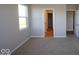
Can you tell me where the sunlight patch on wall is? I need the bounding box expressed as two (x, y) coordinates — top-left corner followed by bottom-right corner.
(18, 4), (28, 30)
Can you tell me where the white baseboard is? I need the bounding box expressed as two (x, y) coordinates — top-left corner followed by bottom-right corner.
(11, 37), (31, 54)
(31, 36), (66, 38)
(31, 36), (44, 38)
(55, 36), (66, 38)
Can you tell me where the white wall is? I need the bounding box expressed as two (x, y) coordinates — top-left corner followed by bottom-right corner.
(74, 5), (79, 37)
(0, 5), (30, 52)
(67, 11), (74, 31)
(31, 4), (66, 37)
(66, 4), (76, 11)
(28, 5), (32, 36)
(74, 10), (79, 37)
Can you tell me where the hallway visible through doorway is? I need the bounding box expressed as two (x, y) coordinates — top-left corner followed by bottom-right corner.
(44, 10), (53, 37)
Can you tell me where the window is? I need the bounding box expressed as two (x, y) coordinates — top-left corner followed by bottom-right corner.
(18, 4), (28, 30)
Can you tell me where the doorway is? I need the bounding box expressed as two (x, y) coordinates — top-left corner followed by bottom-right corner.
(66, 11), (75, 36)
(44, 10), (53, 37)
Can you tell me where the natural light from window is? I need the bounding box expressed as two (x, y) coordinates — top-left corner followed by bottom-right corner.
(18, 4), (28, 30)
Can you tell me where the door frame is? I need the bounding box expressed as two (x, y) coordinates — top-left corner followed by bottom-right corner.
(43, 8), (54, 37)
(66, 11), (75, 35)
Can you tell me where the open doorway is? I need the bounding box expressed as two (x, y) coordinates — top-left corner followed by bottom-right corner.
(44, 10), (53, 37)
(66, 11), (75, 36)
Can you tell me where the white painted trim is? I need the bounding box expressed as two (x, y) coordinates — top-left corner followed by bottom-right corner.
(31, 35), (66, 38)
(55, 36), (66, 38)
(11, 36), (31, 54)
(31, 36), (44, 38)
(42, 8), (55, 37)
(67, 9), (76, 11)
